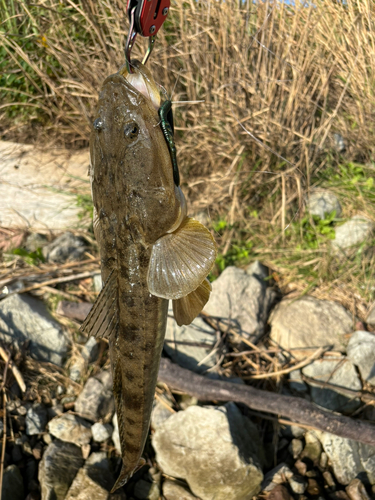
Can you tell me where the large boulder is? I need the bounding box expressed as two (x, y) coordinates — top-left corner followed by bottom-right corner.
(269, 296), (353, 354)
(152, 403), (263, 500)
(0, 293), (69, 365)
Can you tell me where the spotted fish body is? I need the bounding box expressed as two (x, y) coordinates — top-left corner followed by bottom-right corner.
(81, 62), (217, 491)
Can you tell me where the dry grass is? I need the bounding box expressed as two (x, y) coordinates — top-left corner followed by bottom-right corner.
(2, 0), (375, 304)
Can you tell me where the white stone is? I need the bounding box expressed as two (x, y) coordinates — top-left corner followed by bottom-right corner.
(347, 331), (375, 385)
(48, 413), (92, 446)
(91, 422), (113, 443)
(333, 215), (373, 250)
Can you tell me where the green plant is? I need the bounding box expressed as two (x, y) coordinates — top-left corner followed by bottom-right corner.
(76, 194), (93, 221)
(11, 247), (45, 265)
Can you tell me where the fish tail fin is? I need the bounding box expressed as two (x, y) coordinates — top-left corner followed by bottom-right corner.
(111, 458), (146, 493)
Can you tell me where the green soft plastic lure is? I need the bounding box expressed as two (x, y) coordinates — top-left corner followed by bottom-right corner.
(158, 100), (180, 186)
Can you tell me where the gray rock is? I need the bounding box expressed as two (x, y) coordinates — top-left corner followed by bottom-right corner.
(366, 304), (375, 326)
(134, 479), (160, 500)
(38, 440), (85, 500)
(91, 422), (113, 443)
(151, 396), (174, 430)
(82, 337), (99, 363)
(26, 404), (47, 435)
(281, 425), (305, 439)
(333, 215), (373, 251)
(112, 413), (120, 454)
(289, 369), (308, 392)
(288, 476), (307, 494)
(203, 263), (275, 343)
(269, 296), (353, 354)
(165, 305), (216, 373)
(302, 358), (361, 412)
(347, 331), (375, 385)
(307, 190), (342, 219)
(0, 293), (69, 366)
(74, 371), (114, 422)
(301, 431), (322, 462)
(262, 463), (293, 492)
(333, 133), (346, 153)
(2, 465), (24, 500)
(65, 467), (110, 500)
(289, 439), (303, 459)
(48, 413), (92, 446)
(152, 403), (263, 500)
(24, 232), (48, 252)
(163, 479), (199, 499)
(43, 231), (87, 263)
(315, 431), (375, 485)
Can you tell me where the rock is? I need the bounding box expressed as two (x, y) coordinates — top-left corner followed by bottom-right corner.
(0, 293), (69, 366)
(91, 422), (113, 443)
(152, 403), (263, 500)
(333, 133), (346, 153)
(42, 231), (87, 263)
(306, 190), (342, 219)
(300, 431), (322, 462)
(288, 369), (308, 392)
(203, 263), (275, 343)
(26, 404), (48, 435)
(269, 296), (353, 354)
(333, 215), (373, 251)
(288, 475), (307, 494)
(366, 305), (375, 326)
(165, 304), (216, 373)
(346, 479), (370, 500)
(2, 464), (24, 500)
(48, 413), (92, 446)
(307, 478), (321, 496)
(262, 463), (293, 492)
(302, 358), (361, 412)
(346, 331), (375, 385)
(38, 441), (85, 500)
(69, 337), (99, 382)
(24, 232), (48, 252)
(82, 336), (99, 363)
(267, 484), (293, 500)
(74, 371), (114, 422)
(289, 439), (303, 459)
(134, 479), (160, 500)
(112, 413), (120, 454)
(56, 301), (92, 322)
(151, 395), (174, 430)
(281, 425), (305, 439)
(163, 479), (199, 499)
(64, 468), (109, 500)
(315, 431), (375, 485)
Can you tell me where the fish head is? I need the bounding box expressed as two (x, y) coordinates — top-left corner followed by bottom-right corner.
(90, 64), (182, 244)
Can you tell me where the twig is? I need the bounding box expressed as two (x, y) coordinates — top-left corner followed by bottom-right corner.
(242, 347), (325, 380)
(8, 271), (97, 296)
(158, 358), (375, 446)
(0, 347), (26, 393)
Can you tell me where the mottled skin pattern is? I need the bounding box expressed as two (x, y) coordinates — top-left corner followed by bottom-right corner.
(90, 70), (180, 490)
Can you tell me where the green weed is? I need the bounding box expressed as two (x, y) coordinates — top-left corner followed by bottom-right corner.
(11, 247), (45, 265)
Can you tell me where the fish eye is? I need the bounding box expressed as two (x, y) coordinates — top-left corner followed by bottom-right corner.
(93, 118), (104, 131)
(124, 122), (139, 140)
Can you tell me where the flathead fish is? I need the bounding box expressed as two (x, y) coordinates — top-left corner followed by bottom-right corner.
(80, 61), (217, 491)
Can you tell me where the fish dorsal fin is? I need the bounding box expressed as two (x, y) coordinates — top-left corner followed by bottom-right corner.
(173, 278), (212, 326)
(147, 217), (217, 300)
(80, 269), (118, 340)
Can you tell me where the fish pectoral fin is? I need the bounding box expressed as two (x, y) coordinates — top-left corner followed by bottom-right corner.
(147, 217), (217, 300)
(173, 278), (212, 326)
(79, 269), (118, 340)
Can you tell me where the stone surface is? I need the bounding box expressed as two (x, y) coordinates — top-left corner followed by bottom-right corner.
(289, 439), (303, 459)
(269, 296), (353, 353)
(366, 304), (375, 326)
(165, 303), (216, 373)
(26, 404), (48, 435)
(38, 441), (84, 500)
(152, 403), (263, 500)
(48, 413), (92, 446)
(0, 140), (89, 230)
(302, 358), (361, 412)
(163, 479), (199, 499)
(134, 479), (160, 500)
(82, 336), (99, 363)
(203, 263), (275, 343)
(2, 465), (24, 500)
(347, 331), (375, 385)
(300, 431), (322, 462)
(315, 431), (375, 485)
(151, 395), (174, 430)
(346, 479), (370, 500)
(267, 484), (293, 500)
(288, 369), (307, 393)
(91, 422), (113, 443)
(288, 476), (307, 494)
(333, 215), (373, 251)
(262, 463), (293, 492)
(65, 452), (119, 499)
(43, 231), (87, 263)
(74, 371), (114, 422)
(0, 293), (69, 365)
(306, 190), (342, 219)
(24, 232), (48, 252)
